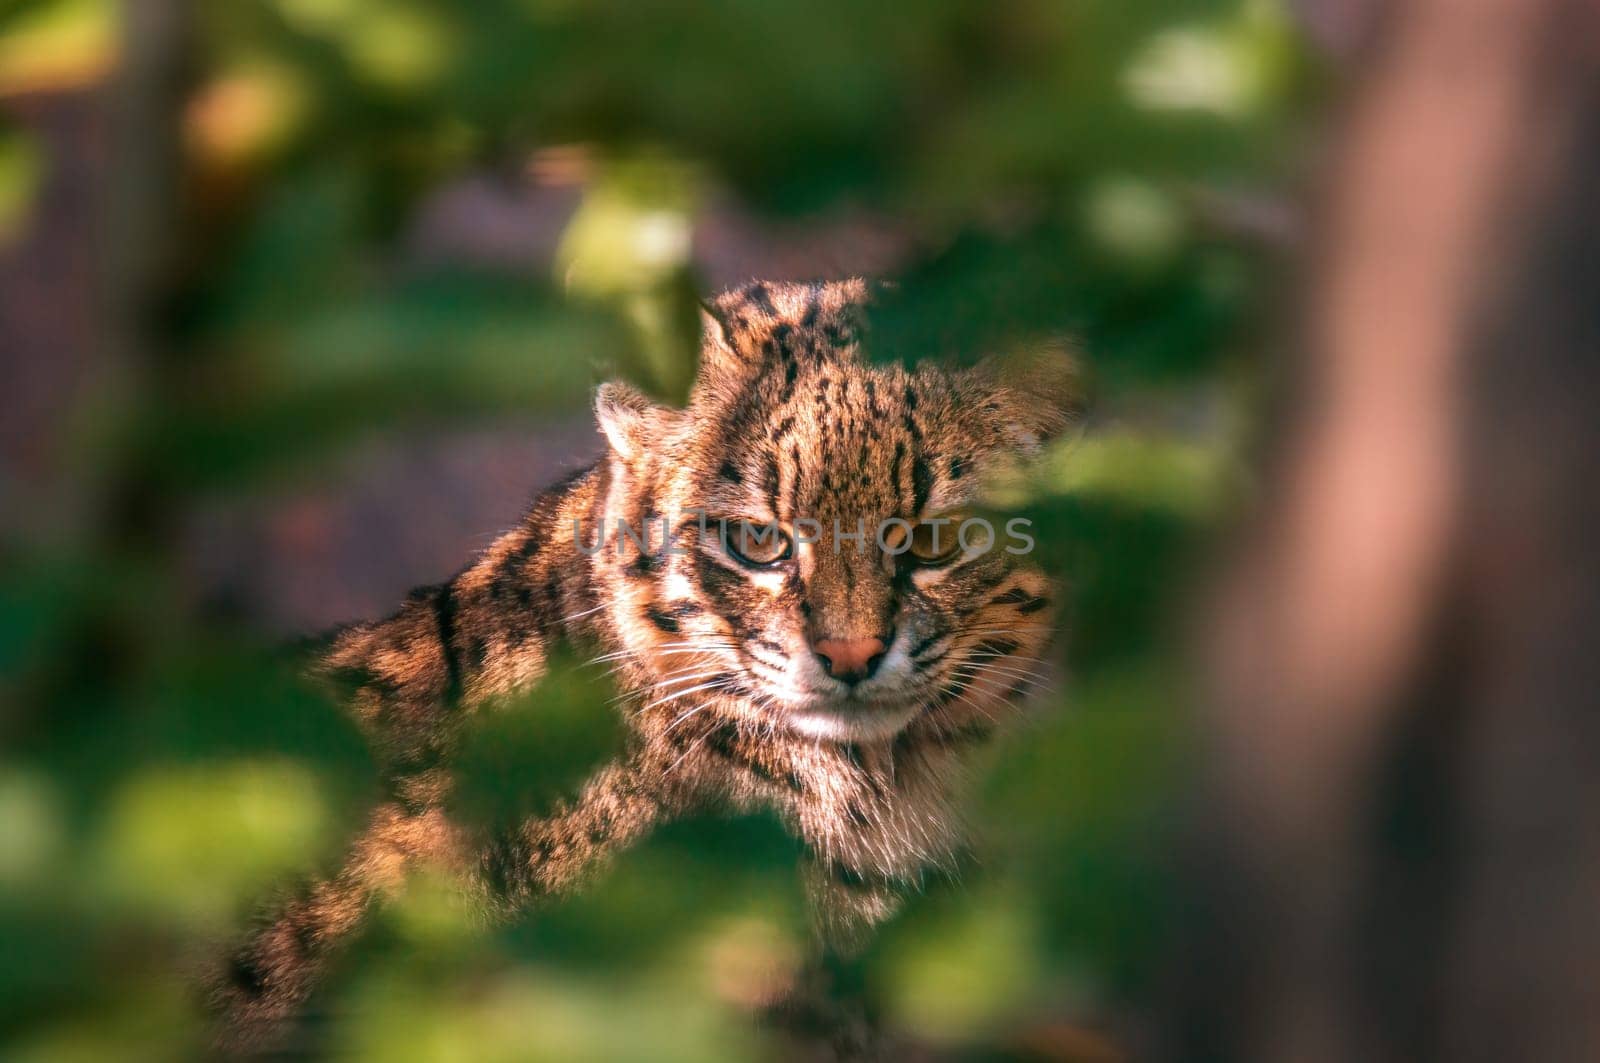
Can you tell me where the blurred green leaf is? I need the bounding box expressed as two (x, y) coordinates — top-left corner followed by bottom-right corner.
(0, 124), (42, 245)
(0, 0), (115, 94)
(91, 758), (336, 927)
(150, 275), (626, 487)
(879, 881), (1045, 1044)
(451, 655), (630, 837)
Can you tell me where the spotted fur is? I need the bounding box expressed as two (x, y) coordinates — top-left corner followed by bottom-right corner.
(214, 279), (1079, 1048)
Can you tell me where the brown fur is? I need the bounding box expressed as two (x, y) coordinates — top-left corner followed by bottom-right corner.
(212, 279), (1078, 1049)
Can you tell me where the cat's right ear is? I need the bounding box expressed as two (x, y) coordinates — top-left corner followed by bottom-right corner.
(691, 298), (753, 396)
(594, 381), (678, 463)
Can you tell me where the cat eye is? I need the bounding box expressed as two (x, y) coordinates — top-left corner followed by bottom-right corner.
(724, 519), (793, 567)
(906, 518), (964, 565)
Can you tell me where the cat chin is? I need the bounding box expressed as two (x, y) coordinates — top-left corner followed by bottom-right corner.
(782, 702), (921, 743)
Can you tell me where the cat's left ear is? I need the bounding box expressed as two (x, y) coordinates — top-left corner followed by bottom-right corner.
(972, 340), (1088, 456)
(594, 380), (680, 462)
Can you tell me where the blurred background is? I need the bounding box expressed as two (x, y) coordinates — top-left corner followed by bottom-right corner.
(3, 0), (1597, 1060)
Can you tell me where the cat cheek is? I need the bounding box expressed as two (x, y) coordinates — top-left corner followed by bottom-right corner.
(747, 570), (789, 596)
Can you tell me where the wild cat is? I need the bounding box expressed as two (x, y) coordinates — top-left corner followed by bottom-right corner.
(215, 278), (1078, 1046)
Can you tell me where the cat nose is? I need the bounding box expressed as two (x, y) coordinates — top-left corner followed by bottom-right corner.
(812, 634), (891, 686)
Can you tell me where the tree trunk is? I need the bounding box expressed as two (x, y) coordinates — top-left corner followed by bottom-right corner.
(1177, 1), (1600, 1060)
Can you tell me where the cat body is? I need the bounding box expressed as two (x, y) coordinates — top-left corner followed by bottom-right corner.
(218, 279), (1075, 1044)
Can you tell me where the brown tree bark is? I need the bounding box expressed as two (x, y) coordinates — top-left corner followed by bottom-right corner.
(1177, 1), (1600, 1060)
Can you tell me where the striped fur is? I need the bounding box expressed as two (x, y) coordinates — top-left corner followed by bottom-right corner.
(213, 280), (1078, 1049)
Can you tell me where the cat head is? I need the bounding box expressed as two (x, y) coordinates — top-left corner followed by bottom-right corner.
(592, 280), (1079, 743)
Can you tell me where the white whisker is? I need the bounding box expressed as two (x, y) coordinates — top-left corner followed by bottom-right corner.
(557, 601), (609, 626)
(665, 730), (714, 775)
(955, 664), (1058, 698)
(640, 679), (734, 715)
(607, 667), (730, 707)
(663, 701), (716, 735)
(582, 641), (736, 668)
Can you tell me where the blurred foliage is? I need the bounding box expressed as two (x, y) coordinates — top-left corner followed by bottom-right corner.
(0, 0), (1313, 1057)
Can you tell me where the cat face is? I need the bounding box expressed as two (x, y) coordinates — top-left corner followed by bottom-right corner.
(595, 280), (1076, 743)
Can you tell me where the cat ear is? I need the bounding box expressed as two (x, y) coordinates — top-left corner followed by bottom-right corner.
(974, 340), (1088, 456)
(691, 297), (756, 395)
(594, 380), (678, 462)
(691, 280), (874, 397)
